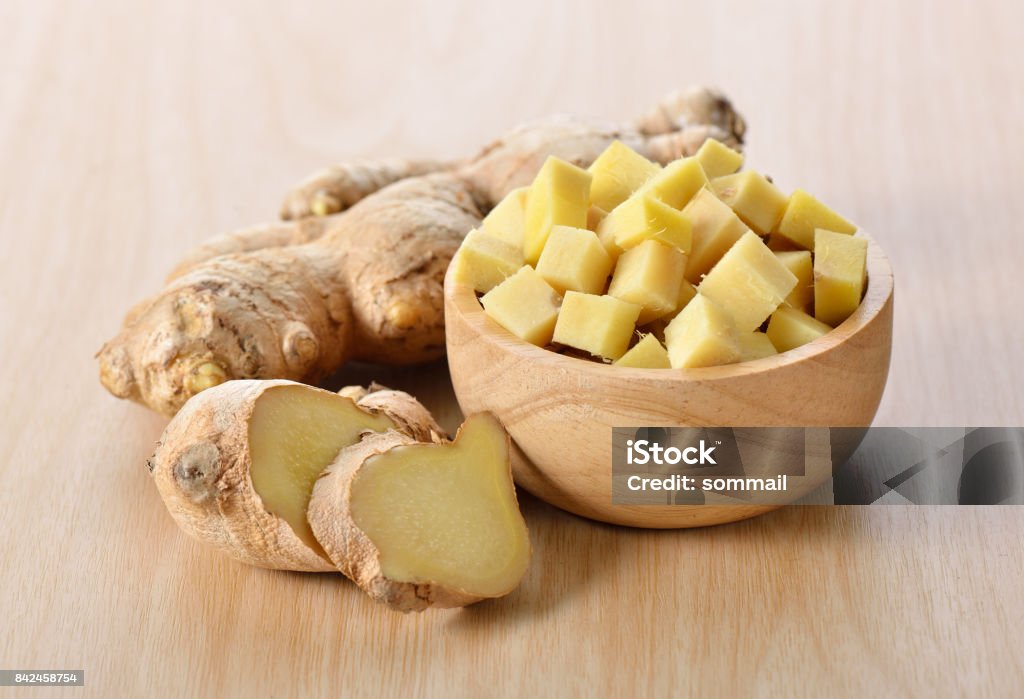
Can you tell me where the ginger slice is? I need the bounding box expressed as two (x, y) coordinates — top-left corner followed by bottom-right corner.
(308, 413), (530, 612)
(248, 384), (397, 553)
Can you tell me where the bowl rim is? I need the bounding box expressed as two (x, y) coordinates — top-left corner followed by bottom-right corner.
(445, 231), (894, 381)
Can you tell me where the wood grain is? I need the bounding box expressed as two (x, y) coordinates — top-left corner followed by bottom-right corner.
(1, 0), (1022, 696)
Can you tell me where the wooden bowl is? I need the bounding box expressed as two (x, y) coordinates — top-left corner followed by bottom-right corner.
(444, 234), (894, 528)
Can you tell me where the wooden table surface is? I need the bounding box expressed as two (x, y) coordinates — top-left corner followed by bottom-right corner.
(2, 1), (1022, 696)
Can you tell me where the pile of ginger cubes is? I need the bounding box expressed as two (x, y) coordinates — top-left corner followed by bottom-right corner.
(452, 138), (868, 369)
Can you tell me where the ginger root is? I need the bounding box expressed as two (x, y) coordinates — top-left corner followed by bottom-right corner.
(308, 412), (530, 612)
(149, 379), (442, 571)
(149, 380), (528, 612)
(99, 87), (745, 415)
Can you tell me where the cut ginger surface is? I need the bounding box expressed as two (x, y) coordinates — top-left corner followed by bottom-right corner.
(248, 384), (395, 551)
(349, 414), (530, 597)
(309, 412), (531, 610)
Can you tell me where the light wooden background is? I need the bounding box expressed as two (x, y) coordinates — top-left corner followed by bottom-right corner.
(2, 1), (1022, 696)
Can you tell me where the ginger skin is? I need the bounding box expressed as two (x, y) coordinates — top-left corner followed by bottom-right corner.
(280, 158), (450, 220)
(98, 87), (746, 415)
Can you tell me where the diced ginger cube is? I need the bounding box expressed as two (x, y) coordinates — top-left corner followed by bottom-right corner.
(695, 138), (743, 179)
(712, 171), (788, 235)
(737, 331), (778, 362)
(697, 231), (797, 332)
(553, 292), (640, 360)
(814, 229), (868, 326)
(766, 305), (833, 353)
(523, 156), (592, 265)
(482, 187), (529, 248)
(773, 189), (856, 251)
(451, 229), (524, 293)
(535, 225), (612, 295)
(614, 333), (670, 369)
(597, 193), (692, 252)
(664, 295), (742, 369)
(681, 188), (750, 283)
(641, 157), (709, 209)
(608, 240), (687, 324)
(480, 266), (562, 346)
(773, 250), (814, 312)
(587, 140), (661, 212)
